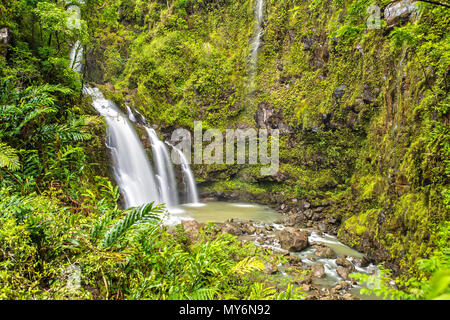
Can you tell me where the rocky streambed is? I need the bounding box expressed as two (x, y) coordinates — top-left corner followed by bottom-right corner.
(179, 202), (380, 300)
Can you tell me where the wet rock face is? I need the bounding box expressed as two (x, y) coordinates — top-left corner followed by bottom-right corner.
(85, 47), (105, 84)
(0, 27), (10, 57)
(333, 85), (348, 102)
(276, 227), (309, 252)
(255, 103), (290, 134)
(384, 0), (419, 27)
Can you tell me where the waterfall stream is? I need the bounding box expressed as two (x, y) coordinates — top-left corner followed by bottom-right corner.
(170, 144), (200, 205)
(248, 0), (264, 89)
(83, 86), (161, 208)
(250, 0), (264, 68)
(146, 127), (179, 210)
(68, 3), (200, 216)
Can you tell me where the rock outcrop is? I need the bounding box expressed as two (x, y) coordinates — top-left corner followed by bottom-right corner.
(0, 27), (10, 57)
(384, 0), (419, 27)
(275, 227), (309, 252)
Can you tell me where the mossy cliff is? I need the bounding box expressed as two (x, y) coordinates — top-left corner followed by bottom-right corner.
(84, 0), (449, 277)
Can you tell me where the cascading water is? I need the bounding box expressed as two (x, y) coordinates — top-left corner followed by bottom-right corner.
(170, 144), (199, 205)
(145, 128), (179, 210)
(67, 3), (83, 73)
(69, 40), (83, 73)
(83, 87), (161, 208)
(249, 0), (264, 88)
(67, 1), (200, 219)
(250, 0), (264, 68)
(126, 104), (137, 123)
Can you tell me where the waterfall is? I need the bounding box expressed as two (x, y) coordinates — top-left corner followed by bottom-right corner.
(145, 128), (179, 210)
(126, 104), (137, 123)
(83, 86), (160, 208)
(171, 145), (199, 205)
(69, 40), (83, 73)
(69, 3), (200, 217)
(249, 0), (264, 77)
(67, 2), (83, 72)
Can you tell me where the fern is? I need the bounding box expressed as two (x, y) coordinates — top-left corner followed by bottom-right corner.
(188, 287), (219, 300)
(101, 203), (163, 249)
(231, 256), (265, 275)
(0, 142), (20, 171)
(249, 283), (276, 299)
(37, 123), (92, 142)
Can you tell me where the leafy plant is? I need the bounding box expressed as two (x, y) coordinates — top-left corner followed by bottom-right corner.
(101, 203), (164, 249)
(0, 142), (20, 171)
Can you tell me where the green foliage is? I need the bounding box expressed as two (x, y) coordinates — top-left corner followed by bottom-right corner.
(0, 142), (20, 171)
(248, 283), (305, 300)
(352, 223), (450, 300)
(350, 264), (410, 300)
(231, 256), (265, 275)
(101, 203), (163, 249)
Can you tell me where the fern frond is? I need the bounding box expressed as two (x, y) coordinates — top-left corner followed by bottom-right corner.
(188, 287), (218, 300)
(37, 123), (92, 142)
(0, 142), (20, 171)
(231, 257), (265, 275)
(101, 203), (163, 249)
(248, 283), (277, 300)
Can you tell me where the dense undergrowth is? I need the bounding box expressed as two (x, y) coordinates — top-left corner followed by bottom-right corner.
(0, 0), (448, 299)
(0, 184), (307, 299)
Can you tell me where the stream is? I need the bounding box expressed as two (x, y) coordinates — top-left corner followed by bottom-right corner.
(180, 201), (381, 300)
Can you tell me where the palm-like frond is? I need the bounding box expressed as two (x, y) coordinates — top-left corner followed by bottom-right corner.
(101, 203), (163, 249)
(231, 257), (265, 275)
(0, 142), (20, 171)
(188, 287), (219, 300)
(37, 123), (92, 142)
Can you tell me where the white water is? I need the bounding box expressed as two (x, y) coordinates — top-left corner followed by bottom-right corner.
(146, 128), (179, 210)
(69, 40), (83, 72)
(171, 145), (199, 204)
(249, 0), (264, 73)
(83, 86), (160, 208)
(67, 3), (83, 73)
(126, 104), (137, 123)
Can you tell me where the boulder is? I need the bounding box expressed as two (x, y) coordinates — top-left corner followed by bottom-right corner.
(384, 0), (419, 27)
(304, 209), (314, 219)
(318, 223), (327, 233)
(311, 264), (326, 278)
(336, 266), (356, 281)
(284, 212), (306, 227)
(286, 255), (303, 266)
(314, 246), (337, 259)
(276, 227), (309, 252)
(264, 262), (278, 275)
(221, 223), (243, 236)
(336, 256), (354, 268)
